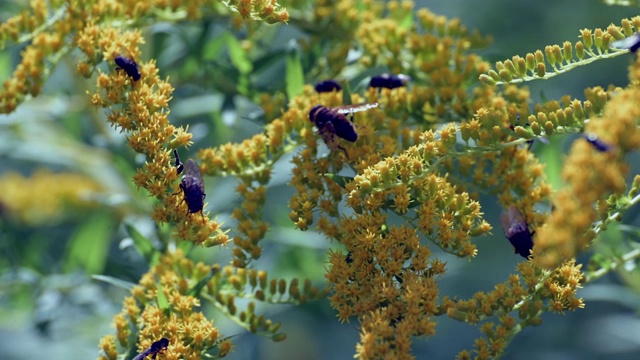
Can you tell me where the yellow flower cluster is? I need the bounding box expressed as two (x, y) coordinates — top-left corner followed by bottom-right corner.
(98, 249), (325, 359)
(98, 250), (230, 360)
(452, 260), (583, 359)
(0, 0), (290, 245)
(84, 26), (228, 246)
(480, 17), (640, 85)
(533, 66), (640, 268)
(0, 0), (288, 114)
(0, 170), (102, 225)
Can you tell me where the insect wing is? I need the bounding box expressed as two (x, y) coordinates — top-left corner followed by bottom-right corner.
(181, 160), (206, 214)
(334, 102), (378, 115)
(132, 350), (152, 360)
(499, 206), (533, 258)
(131, 338), (169, 360)
(611, 33), (640, 53)
(184, 159), (203, 183)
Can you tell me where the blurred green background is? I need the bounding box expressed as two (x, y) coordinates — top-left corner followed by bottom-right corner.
(2, 1), (640, 359)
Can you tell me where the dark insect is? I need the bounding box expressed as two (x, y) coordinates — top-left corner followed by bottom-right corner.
(132, 337), (169, 360)
(584, 133), (613, 152)
(499, 206), (534, 258)
(314, 79), (342, 93)
(173, 151), (206, 222)
(173, 149), (184, 174)
(308, 103), (378, 158)
(611, 32), (640, 53)
(114, 55), (141, 81)
(369, 73), (410, 89)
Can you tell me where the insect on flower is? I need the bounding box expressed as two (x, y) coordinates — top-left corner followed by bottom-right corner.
(132, 337), (169, 360)
(114, 55), (141, 81)
(584, 133), (613, 152)
(611, 32), (640, 53)
(314, 79), (342, 93)
(369, 73), (410, 90)
(308, 103), (378, 158)
(173, 150), (206, 222)
(499, 206), (534, 258)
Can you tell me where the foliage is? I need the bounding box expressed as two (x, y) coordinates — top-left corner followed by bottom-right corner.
(2, 0), (640, 359)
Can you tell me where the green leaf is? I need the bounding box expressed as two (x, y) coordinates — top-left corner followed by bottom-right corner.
(188, 265), (220, 296)
(203, 32), (229, 61)
(285, 49), (304, 99)
(342, 79), (352, 105)
(156, 282), (170, 313)
(64, 212), (113, 274)
(538, 136), (563, 190)
(91, 274), (136, 291)
(325, 173), (353, 188)
(252, 48), (288, 74)
(124, 223), (156, 263)
(227, 34), (253, 74)
(398, 11), (413, 30)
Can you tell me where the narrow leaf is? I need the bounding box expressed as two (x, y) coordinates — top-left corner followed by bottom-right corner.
(325, 173), (353, 188)
(342, 79), (352, 105)
(188, 265), (220, 296)
(156, 282), (170, 313)
(124, 223), (155, 263)
(64, 212), (113, 274)
(227, 34), (253, 74)
(92, 274), (136, 291)
(286, 49), (304, 99)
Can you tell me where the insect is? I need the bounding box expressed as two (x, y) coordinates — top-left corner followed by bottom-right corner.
(499, 206), (534, 258)
(584, 133), (613, 152)
(132, 337), (169, 360)
(611, 32), (640, 53)
(173, 150), (206, 222)
(314, 79), (342, 93)
(114, 55), (141, 81)
(308, 103), (378, 158)
(369, 73), (410, 89)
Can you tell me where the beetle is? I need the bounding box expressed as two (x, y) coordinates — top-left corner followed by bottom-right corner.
(314, 79), (342, 93)
(369, 74), (410, 90)
(173, 150), (206, 222)
(499, 206), (534, 258)
(114, 55), (141, 81)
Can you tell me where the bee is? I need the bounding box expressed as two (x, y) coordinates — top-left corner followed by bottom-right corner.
(499, 206), (534, 258)
(114, 55), (141, 81)
(308, 103), (378, 158)
(611, 32), (640, 53)
(584, 133), (613, 152)
(132, 338), (169, 360)
(314, 79), (342, 93)
(173, 150), (206, 222)
(369, 74), (410, 90)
